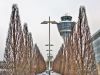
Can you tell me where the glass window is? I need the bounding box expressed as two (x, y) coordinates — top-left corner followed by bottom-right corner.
(93, 45), (100, 53)
(96, 55), (100, 62)
(93, 37), (100, 47)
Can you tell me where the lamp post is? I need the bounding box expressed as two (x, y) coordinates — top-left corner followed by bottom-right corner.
(41, 16), (57, 75)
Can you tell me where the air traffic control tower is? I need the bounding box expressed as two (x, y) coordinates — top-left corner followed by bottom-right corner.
(57, 15), (75, 42)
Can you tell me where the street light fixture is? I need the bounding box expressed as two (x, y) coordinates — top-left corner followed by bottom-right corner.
(41, 21), (58, 24)
(45, 44), (54, 46)
(41, 16), (57, 75)
(46, 49), (52, 51)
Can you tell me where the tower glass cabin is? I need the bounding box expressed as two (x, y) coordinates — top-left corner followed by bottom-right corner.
(57, 15), (75, 41)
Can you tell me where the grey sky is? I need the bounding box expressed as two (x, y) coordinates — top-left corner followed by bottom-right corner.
(0, 0), (100, 60)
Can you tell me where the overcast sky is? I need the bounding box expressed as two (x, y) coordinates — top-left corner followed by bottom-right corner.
(0, 0), (100, 60)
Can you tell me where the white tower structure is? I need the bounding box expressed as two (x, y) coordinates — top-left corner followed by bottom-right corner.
(57, 15), (75, 42)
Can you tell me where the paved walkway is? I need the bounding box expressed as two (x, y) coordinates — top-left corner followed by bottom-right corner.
(37, 71), (61, 75)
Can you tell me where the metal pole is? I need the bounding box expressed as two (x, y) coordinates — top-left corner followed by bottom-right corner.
(49, 16), (51, 75)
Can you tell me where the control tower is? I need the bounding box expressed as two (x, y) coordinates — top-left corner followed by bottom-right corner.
(57, 14), (75, 42)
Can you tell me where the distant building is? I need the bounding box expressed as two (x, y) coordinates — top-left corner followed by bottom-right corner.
(92, 29), (100, 75)
(57, 15), (75, 42)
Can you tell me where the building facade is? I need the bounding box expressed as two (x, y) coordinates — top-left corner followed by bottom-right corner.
(92, 29), (100, 75)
